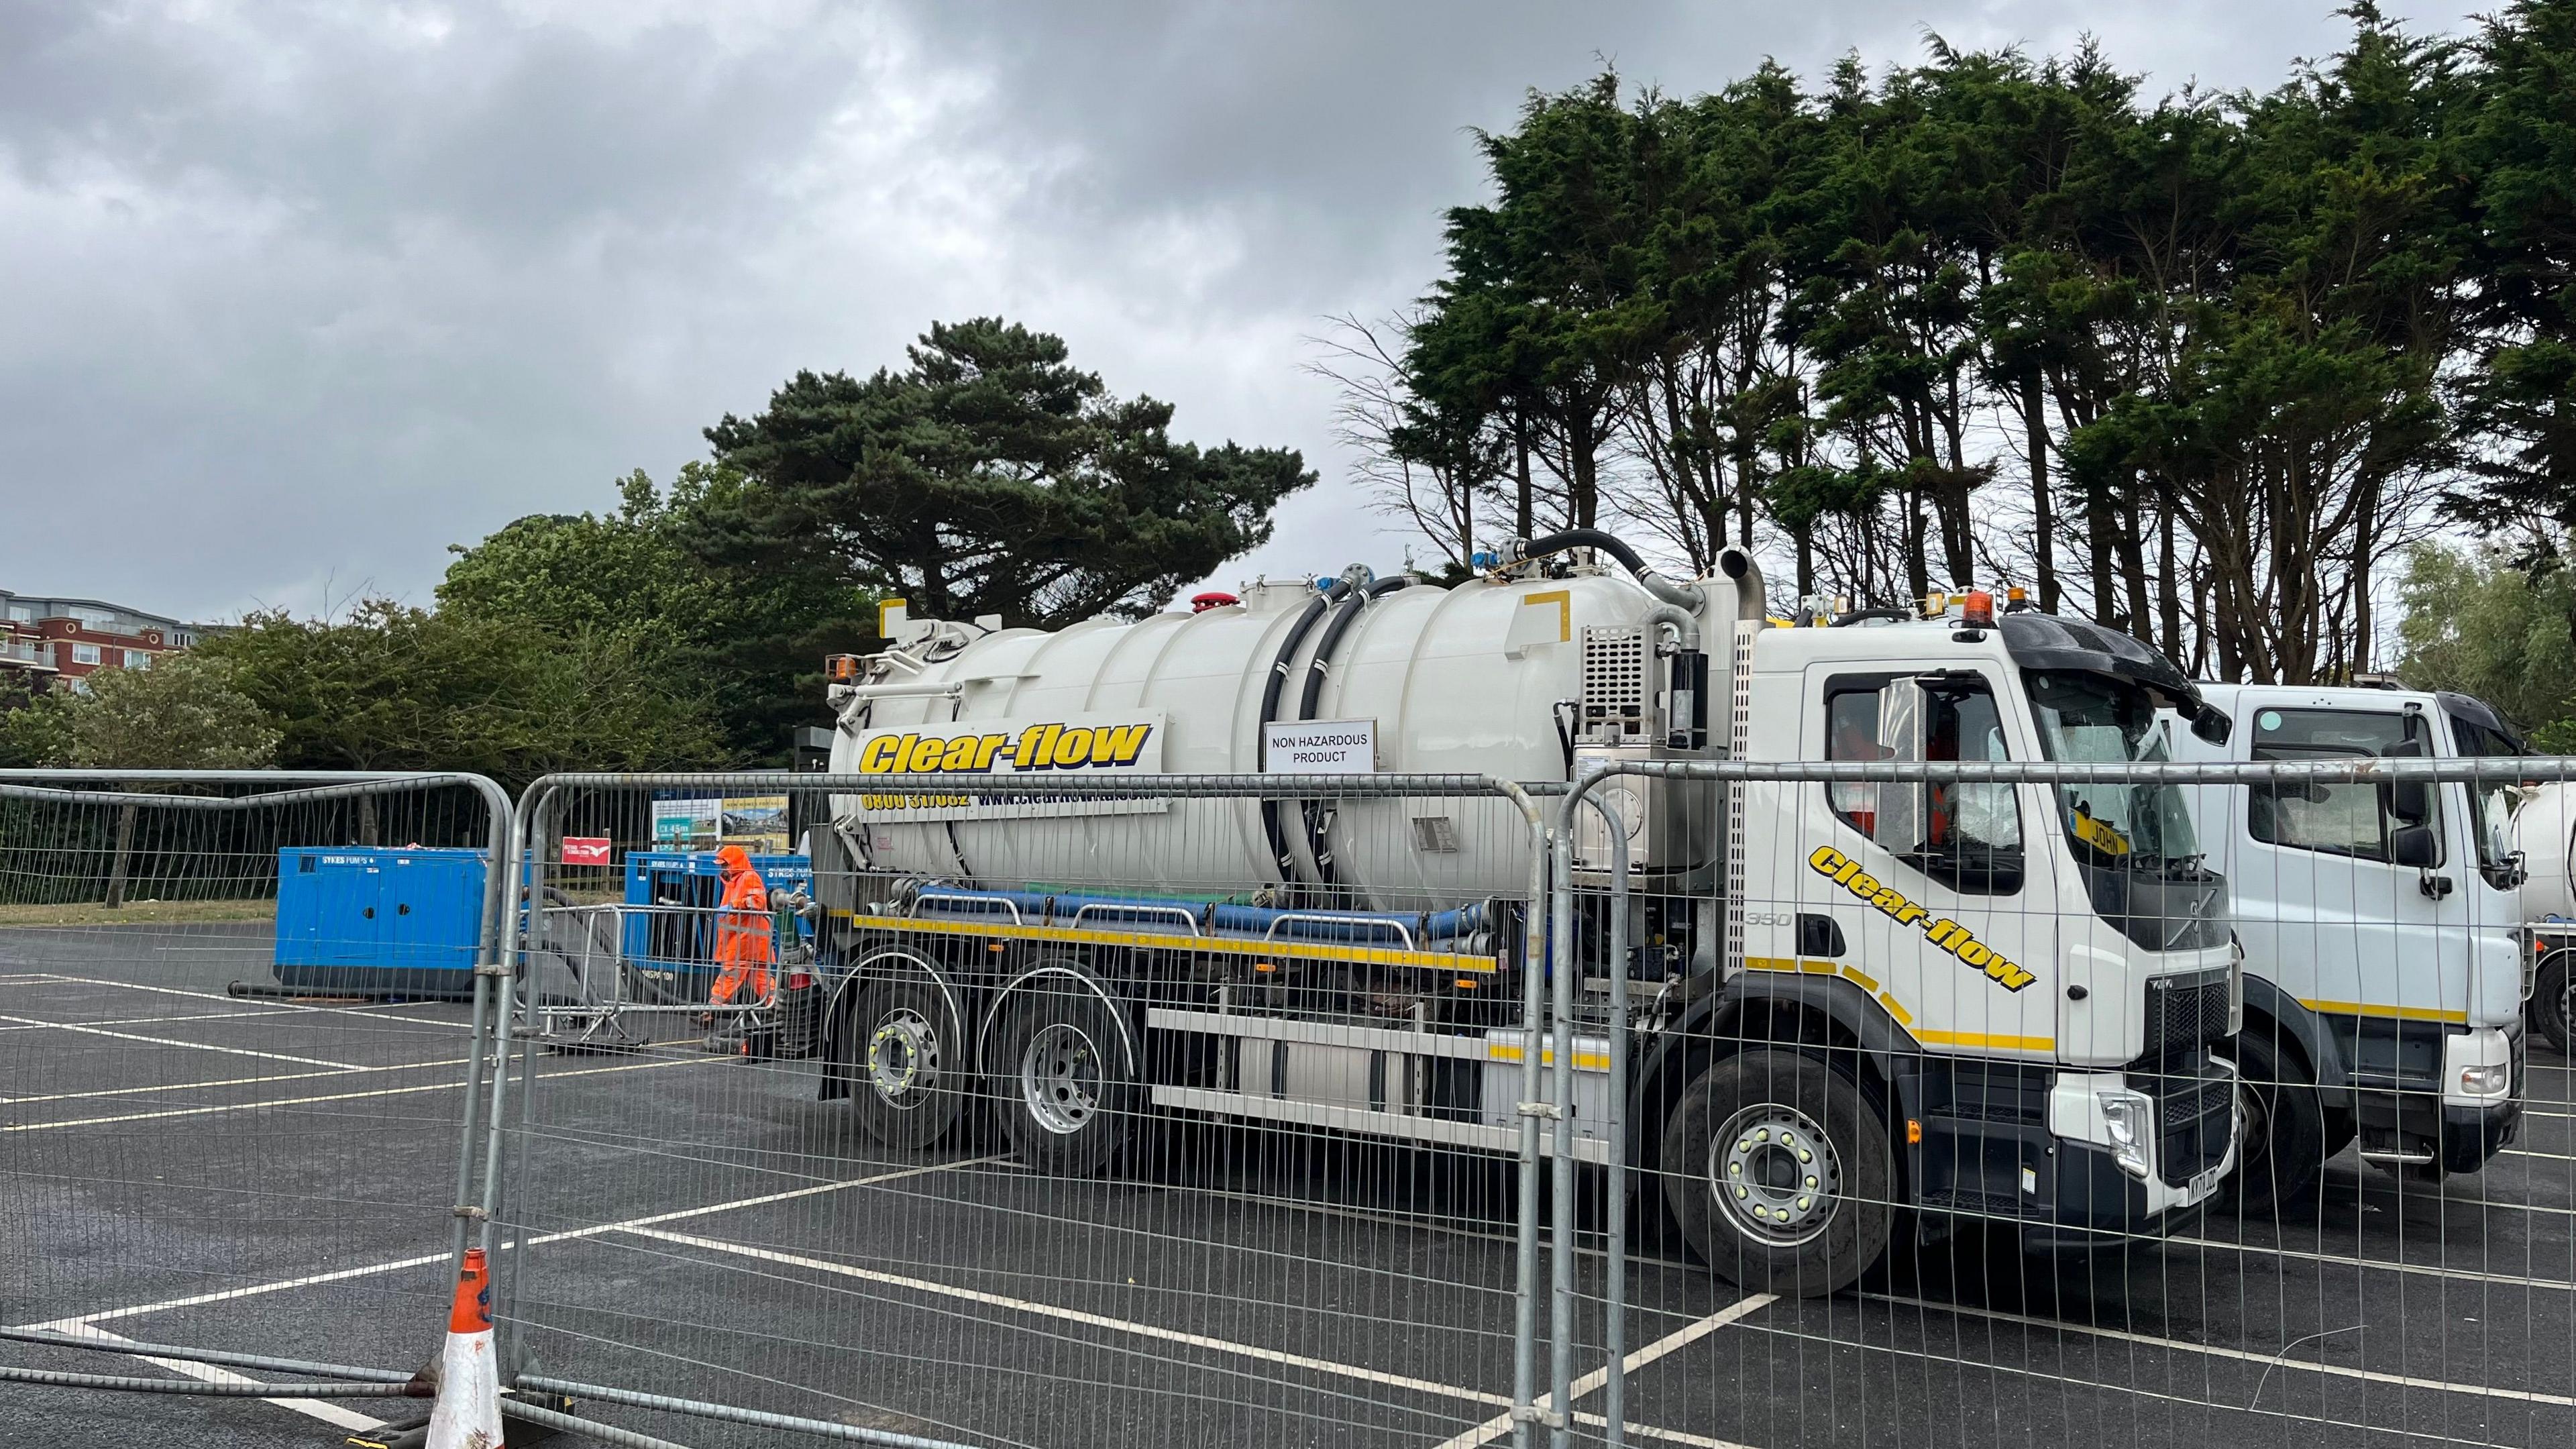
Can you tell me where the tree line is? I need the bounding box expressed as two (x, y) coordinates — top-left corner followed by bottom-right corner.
(13, 5), (2576, 775)
(1, 319), (1310, 784)
(1318, 1), (2576, 688)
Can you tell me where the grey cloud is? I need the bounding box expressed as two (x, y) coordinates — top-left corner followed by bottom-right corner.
(0, 0), (2489, 624)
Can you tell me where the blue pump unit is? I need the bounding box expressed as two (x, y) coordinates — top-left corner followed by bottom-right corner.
(273, 847), (486, 998)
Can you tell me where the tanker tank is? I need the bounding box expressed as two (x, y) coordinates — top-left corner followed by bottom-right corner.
(2517, 780), (2576, 922)
(826, 545), (1763, 912)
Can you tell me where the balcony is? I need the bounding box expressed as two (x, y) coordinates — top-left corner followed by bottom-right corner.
(0, 639), (58, 672)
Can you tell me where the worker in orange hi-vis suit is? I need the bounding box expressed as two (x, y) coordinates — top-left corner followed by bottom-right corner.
(704, 844), (773, 1052)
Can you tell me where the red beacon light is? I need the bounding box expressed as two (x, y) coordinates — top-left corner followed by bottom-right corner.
(1960, 590), (1996, 629)
(1190, 592), (1240, 614)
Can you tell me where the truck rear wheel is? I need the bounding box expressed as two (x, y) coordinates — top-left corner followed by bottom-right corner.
(1661, 1048), (1892, 1297)
(2534, 951), (2575, 1057)
(990, 977), (1138, 1175)
(2220, 1033), (2324, 1218)
(843, 975), (966, 1150)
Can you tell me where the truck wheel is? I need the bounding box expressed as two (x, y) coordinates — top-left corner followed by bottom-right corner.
(2534, 951), (2575, 1057)
(990, 977), (1137, 1175)
(2221, 1034), (2325, 1218)
(1660, 1048), (1893, 1297)
(843, 975), (965, 1150)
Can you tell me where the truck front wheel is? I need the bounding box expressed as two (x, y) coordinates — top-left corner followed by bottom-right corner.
(2534, 950), (2575, 1057)
(1661, 1048), (1893, 1297)
(2220, 1033), (2325, 1218)
(989, 977), (1138, 1175)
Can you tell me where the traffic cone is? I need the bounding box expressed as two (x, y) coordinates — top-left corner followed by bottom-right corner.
(423, 1247), (503, 1449)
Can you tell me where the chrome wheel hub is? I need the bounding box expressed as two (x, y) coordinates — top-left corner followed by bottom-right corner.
(1711, 1103), (1842, 1246)
(867, 1008), (939, 1106)
(1021, 1022), (1102, 1136)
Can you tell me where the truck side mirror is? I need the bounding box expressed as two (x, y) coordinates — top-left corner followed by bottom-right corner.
(2190, 702), (2231, 745)
(1870, 679), (1929, 853)
(2390, 822), (2439, 869)
(2380, 737), (2432, 824)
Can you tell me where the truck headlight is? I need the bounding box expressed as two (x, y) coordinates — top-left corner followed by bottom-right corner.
(2096, 1090), (2153, 1180)
(2459, 1064), (2510, 1097)
(2227, 938), (2246, 1036)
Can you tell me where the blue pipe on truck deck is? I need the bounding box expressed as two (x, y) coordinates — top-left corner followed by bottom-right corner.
(911, 883), (1487, 943)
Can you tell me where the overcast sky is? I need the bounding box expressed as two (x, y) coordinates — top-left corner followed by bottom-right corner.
(0, 0), (2491, 625)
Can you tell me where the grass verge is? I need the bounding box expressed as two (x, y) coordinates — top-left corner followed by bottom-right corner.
(0, 899), (272, 928)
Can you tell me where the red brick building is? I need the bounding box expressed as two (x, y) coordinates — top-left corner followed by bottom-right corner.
(0, 592), (203, 695)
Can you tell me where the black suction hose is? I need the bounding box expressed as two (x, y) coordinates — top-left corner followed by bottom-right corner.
(1257, 580), (1349, 887)
(1521, 527), (1658, 579)
(1292, 576), (1415, 888)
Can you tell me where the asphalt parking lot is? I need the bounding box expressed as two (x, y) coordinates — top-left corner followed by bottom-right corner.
(4, 921), (2573, 1448)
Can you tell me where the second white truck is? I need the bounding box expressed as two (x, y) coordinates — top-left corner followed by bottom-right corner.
(2174, 684), (2528, 1209)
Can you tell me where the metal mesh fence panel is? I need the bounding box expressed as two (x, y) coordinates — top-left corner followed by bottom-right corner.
(492, 770), (1552, 1448)
(15, 753), (2575, 1448)
(1552, 753), (2575, 1449)
(0, 770), (511, 1446)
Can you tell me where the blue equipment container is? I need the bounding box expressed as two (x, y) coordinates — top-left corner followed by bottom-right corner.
(621, 851), (812, 1000)
(274, 847), (487, 997)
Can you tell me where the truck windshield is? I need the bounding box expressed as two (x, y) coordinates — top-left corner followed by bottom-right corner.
(2024, 670), (2201, 870)
(2449, 710), (2524, 881)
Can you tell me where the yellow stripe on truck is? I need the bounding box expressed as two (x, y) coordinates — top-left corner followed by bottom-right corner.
(1741, 956), (1921, 1034)
(1913, 1028), (2055, 1053)
(1484, 1041), (1611, 1072)
(2301, 998), (2469, 1026)
(829, 910), (1498, 974)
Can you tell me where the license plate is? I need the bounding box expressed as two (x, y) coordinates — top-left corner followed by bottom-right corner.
(2189, 1164), (2223, 1199)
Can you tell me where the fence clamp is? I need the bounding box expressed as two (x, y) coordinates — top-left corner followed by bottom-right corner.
(1515, 1100), (1563, 1120)
(1511, 1405), (1565, 1429)
(452, 1205), (488, 1222)
(474, 961), (514, 977)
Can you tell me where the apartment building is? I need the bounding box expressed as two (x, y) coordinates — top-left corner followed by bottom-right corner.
(0, 591), (202, 694)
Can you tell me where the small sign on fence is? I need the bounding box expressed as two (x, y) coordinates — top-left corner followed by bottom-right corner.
(561, 836), (612, 867)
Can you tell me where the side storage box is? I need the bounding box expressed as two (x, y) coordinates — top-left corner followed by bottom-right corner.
(274, 847), (487, 998)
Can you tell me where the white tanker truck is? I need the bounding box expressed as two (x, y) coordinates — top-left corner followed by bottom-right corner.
(805, 533), (2242, 1294)
(2513, 779), (2576, 1056)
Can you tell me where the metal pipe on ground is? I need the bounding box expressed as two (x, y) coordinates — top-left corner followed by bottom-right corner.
(0, 1364), (424, 1399)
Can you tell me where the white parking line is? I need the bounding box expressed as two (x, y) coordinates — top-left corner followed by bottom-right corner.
(3, 1056), (710, 1132)
(21, 1324), (386, 1433)
(2175, 1232), (2576, 1293)
(0, 1057), (472, 1107)
(25, 974), (477, 1030)
(622, 1221), (1756, 1449)
(1858, 1291), (2576, 1407)
(0, 1008), (285, 1033)
(30, 1155), (1000, 1330)
(0, 1014), (362, 1069)
(1428, 1294), (1778, 1449)
(621, 1223), (1513, 1408)
(0, 1004), (461, 1034)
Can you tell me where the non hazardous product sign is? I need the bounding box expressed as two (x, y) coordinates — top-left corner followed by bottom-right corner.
(1263, 718), (1377, 774)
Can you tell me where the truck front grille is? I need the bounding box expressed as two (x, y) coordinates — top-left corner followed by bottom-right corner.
(2133, 1051), (2235, 1188)
(2140, 968), (2232, 1057)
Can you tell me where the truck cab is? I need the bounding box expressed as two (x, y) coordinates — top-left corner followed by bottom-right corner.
(2170, 683), (2525, 1206)
(1665, 603), (2239, 1287)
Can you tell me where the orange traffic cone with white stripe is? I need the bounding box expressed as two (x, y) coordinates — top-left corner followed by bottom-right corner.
(424, 1247), (503, 1449)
